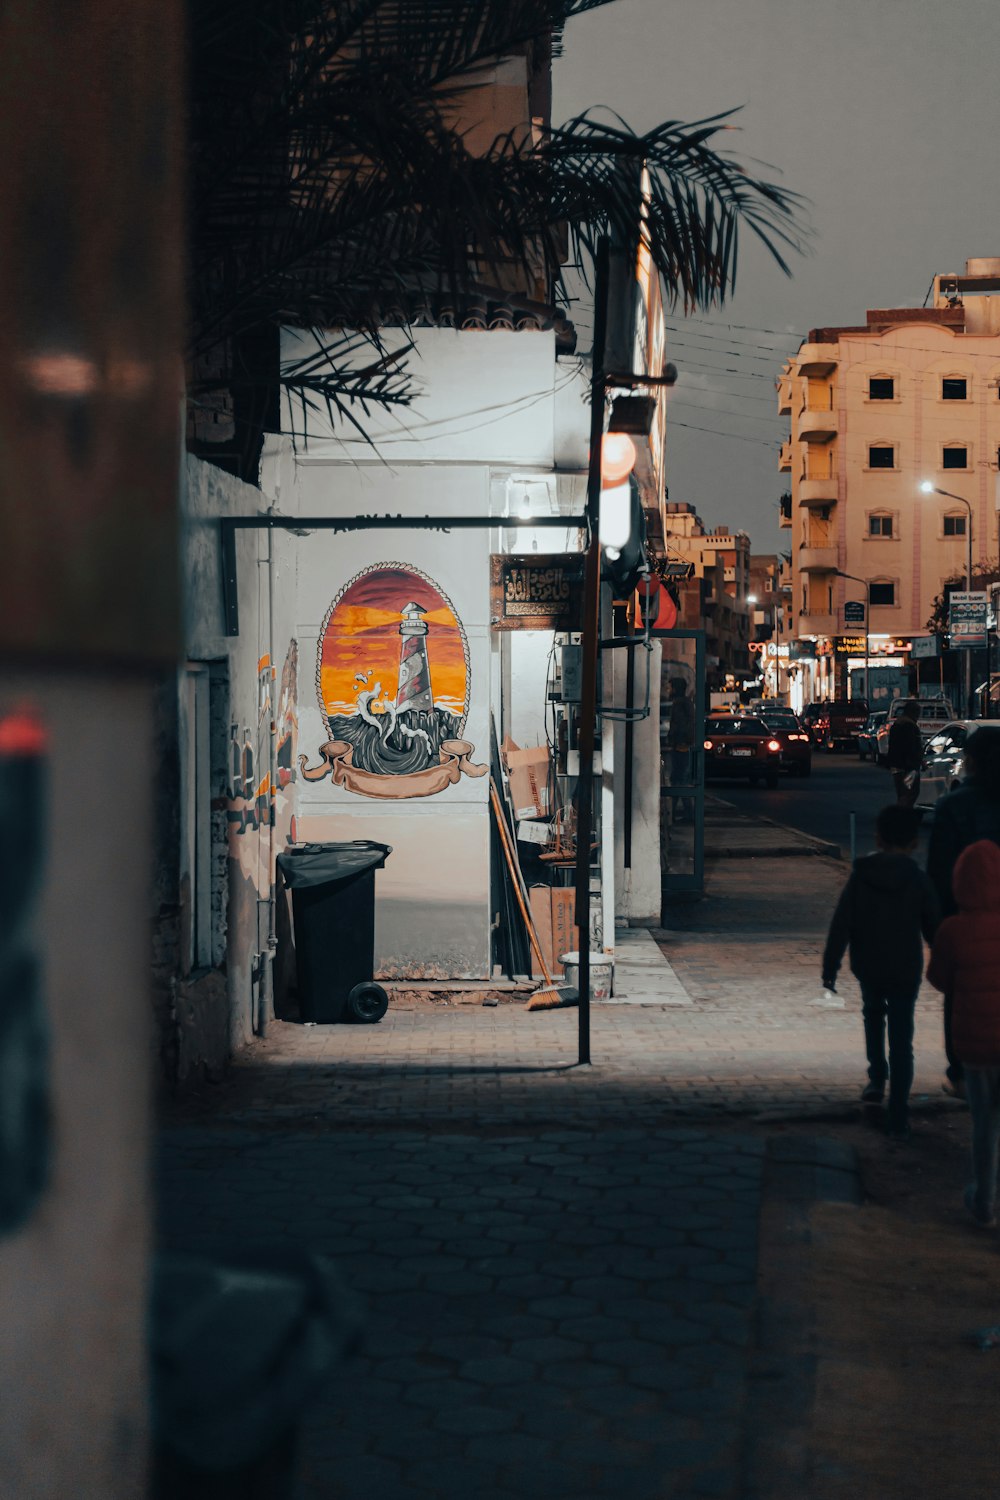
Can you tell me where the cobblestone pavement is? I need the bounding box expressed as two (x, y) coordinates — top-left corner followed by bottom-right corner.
(157, 841), (948, 1496)
(167, 856), (949, 1130)
(158, 1125), (766, 1499)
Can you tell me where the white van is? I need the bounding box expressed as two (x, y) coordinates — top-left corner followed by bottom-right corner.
(875, 697), (955, 764)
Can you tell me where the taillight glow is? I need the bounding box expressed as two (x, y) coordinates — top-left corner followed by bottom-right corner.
(767, 739), (781, 752)
(703, 739), (713, 750)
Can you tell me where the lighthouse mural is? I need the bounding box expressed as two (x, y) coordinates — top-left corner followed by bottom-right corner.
(395, 603), (434, 714)
(302, 563), (486, 799)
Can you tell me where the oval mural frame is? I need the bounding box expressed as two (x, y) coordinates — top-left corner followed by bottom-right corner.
(299, 562), (485, 799)
(314, 561), (471, 735)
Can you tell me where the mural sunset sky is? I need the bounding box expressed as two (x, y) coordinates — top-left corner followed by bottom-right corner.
(320, 567), (468, 718)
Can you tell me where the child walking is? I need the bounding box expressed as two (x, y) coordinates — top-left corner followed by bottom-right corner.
(926, 839), (1000, 1227)
(822, 804), (940, 1137)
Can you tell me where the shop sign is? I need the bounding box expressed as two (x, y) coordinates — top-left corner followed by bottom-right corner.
(949, 590), (989, 650)
(789, 639), (817, 661)
(910, 635), (941, 660)
(844, 600), (866, 625)
(490, 554), (585, 631)
(835, 634), (911, 657)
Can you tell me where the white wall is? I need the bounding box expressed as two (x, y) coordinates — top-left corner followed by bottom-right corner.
(260, 327), (596, 980)
(612, 641), (662, 926)
(181, 455), (301, 1051)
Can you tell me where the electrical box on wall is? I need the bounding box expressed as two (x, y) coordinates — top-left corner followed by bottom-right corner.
(560, 645), (583, 702)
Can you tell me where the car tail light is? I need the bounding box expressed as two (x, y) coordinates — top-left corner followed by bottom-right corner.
(767, 739), (781, 752)
(703, 739), (713, 750)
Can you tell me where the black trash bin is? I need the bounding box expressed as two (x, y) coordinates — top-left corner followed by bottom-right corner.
(276, 841), (392, 1023)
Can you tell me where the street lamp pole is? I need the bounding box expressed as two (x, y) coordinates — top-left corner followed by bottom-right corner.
(919, 484), (974, 716)
(835, 569), (870, 705)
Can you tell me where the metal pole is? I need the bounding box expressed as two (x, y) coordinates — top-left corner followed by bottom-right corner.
(849, 810), (856, 863)
(574, 236), (610, 1068)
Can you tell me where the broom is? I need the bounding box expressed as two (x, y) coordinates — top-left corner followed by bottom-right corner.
(489, 778), (578, 1012)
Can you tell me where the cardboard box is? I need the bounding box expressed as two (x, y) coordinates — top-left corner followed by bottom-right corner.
(528, 885), (554, 980)
(503, 741), (552, 820)
(550, 887), (579, 978)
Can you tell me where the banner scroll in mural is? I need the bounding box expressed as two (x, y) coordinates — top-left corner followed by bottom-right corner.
(299, 736), (486, 797)
(304, 563), (484, 800)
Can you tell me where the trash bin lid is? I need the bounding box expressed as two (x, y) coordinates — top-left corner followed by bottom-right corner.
(276, 840), (392, 888)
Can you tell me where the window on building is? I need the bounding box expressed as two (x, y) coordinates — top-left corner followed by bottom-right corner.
(942, 377), (968, 400)
(868, 445), (895, 469)
(943, 513), (967, 537)
(868, 513), (893, 538)
(869, 580), (896, 607)
(868, 377), (894, 400)
(942, 446), (968, 469)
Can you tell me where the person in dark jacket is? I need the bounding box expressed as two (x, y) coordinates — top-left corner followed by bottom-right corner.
(925, 726), (1000, 1097)
(926, 840), (1000, 1227)
(886, 699), (923, 807)
(823, 804), (940, 1136)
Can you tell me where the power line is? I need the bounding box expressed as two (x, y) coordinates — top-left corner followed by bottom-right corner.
(666, 417), (779, 449)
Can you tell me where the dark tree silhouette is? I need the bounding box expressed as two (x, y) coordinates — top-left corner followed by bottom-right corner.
(186, 0), (806, 475)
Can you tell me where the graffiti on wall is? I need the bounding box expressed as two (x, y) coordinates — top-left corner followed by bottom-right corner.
(227, 641), (299, 838)
(300, 563), (486, 799)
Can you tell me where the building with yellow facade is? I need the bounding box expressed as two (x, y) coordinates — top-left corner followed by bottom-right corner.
(779, 257), (1000, 706)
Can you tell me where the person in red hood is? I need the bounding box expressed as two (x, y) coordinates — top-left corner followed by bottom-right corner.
(927, 839), (1000, 1228)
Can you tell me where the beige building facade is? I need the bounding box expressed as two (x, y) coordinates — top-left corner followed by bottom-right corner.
(779, 257), (1000, 705)
(662, 503), (751, 686)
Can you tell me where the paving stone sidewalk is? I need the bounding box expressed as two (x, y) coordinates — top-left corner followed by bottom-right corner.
(157, 817), (947, 1497)
(158, 1125), (767, 1499)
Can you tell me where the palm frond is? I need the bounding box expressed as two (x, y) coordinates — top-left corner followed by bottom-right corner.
(186, 0), (807, 469)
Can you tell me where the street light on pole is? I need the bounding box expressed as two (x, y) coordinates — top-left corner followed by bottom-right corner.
(919, 482), (974, 716)
(835, 569), (870, 706)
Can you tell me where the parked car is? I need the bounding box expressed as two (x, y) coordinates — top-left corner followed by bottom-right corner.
(874, 697), (956, 766)
(918, 720), (1000, 807)
(703, 715), (783, 788)
(857, 711), (887, 762)
(819, 699), (869, 752)
(754, 707), (813, 777)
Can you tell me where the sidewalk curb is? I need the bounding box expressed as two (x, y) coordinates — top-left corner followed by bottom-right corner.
(708, 839), (840, 859)
(743, 1135), (861, 1497)
(706, 797), (841, 860)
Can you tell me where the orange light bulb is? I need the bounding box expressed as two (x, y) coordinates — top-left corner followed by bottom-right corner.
(600, 432), (637, 489)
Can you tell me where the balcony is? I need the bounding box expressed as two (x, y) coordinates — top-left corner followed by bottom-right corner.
(778, 440), (792, 472)
(776, 375), (793, 414)
(798, 545), (838, 573)
(798, 612), (836, 636)
(798, 477), (837, 507)
(796, 342), (838, 376)
(797, 407), (837, 443)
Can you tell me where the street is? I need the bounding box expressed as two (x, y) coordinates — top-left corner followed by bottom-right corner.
(712, 748), (925, 859)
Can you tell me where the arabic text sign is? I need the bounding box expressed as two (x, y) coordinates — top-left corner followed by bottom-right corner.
(949, 591), (989, 650)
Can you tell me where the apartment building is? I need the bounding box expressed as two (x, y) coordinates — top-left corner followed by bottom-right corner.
(779, 257), (1000, 702)
(663, 502), (751, 685)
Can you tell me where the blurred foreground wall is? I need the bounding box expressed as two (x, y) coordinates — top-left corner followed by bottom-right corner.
(0, 2), (182, 1493)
